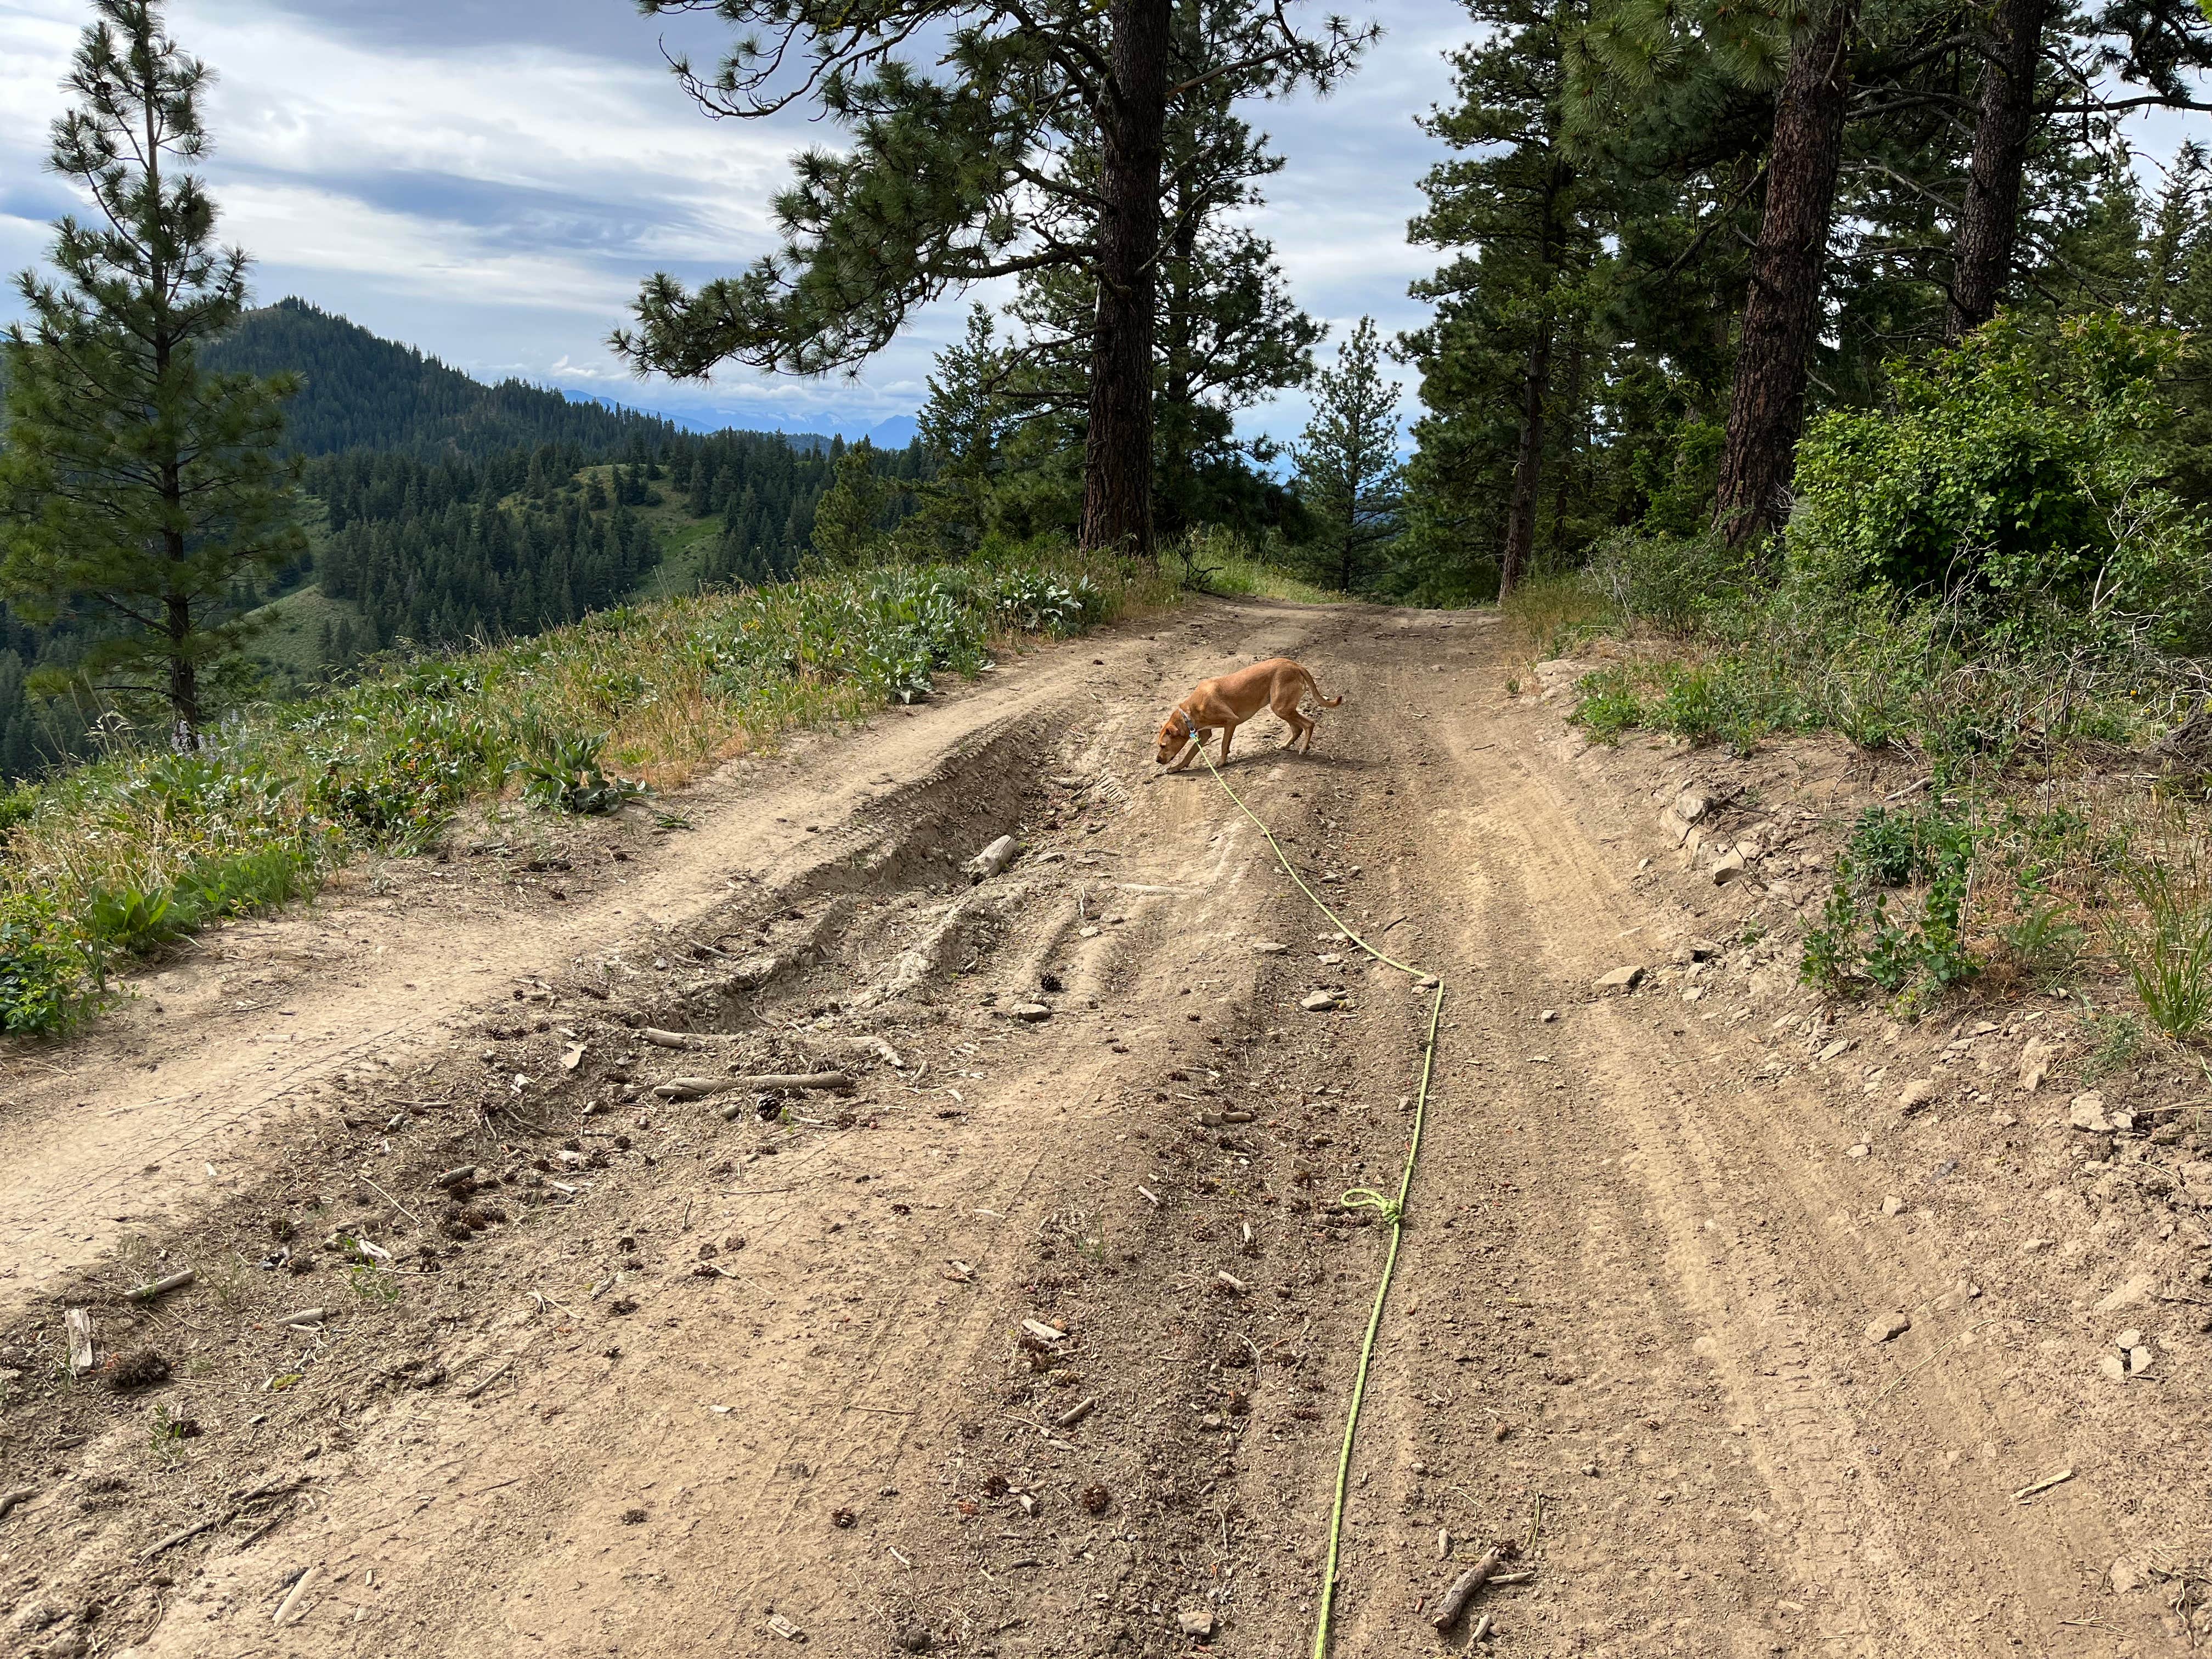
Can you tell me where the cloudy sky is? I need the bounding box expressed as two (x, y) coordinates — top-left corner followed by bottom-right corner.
(0, 0), (1469, 443)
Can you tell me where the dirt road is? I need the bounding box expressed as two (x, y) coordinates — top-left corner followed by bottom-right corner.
(2, 598), (2202, 1658)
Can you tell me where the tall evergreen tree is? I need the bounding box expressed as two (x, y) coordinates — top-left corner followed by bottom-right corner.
(1406, 0), (1606, 599)
(612, 0), (1366, 561)
(1294, 318), (1404, 591)
(0, 0), (304, 749)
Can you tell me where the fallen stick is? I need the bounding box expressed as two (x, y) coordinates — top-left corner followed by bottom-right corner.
(2014, 1468), (2075, 1502)
(273, 1564), (320, 1626)
(1054, 1396), (1097, 1429)
(433, 1165), (479, 1190)
(0, 1488), (36, 1522)
(126, 1269), (195, 1304)
(1433, 1542), (1518, 1631)
(658, 1071), (852, 1103)
(461, 1358), (515, 1400)
(1470, 1611), (1494, 1641)
(138, 1512), (227, 1561)
(641, 1028), (712, 1049)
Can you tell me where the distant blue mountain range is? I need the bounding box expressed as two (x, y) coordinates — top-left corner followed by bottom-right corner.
(561, 391), (919, 452)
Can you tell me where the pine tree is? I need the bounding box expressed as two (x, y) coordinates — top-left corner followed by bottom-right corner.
(1404, 0), (1607, 599)
(1294, 319), (1404, 591)
(809, 442), (893, 567)
(0, 0), (304, 749)
(612, 0), (1368, 560)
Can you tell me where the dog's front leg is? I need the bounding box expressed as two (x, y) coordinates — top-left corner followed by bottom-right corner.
(1169, 736), (1201, 772)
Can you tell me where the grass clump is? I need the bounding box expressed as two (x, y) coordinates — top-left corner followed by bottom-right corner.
(0, 549), (1170, 1035)
(2112, 855), (2212, 1043)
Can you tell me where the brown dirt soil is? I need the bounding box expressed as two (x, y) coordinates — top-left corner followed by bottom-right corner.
(3, 597), (2210, 1659)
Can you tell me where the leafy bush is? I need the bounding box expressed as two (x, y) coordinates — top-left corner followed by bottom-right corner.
(511, 730), (648, 815)
(0, 893), (87, 1034)
(1788, 314), (2212, 653)
(1571, 666), (1645, 743)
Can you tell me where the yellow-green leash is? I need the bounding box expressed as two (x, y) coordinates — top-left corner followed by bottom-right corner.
(1192, 742), (1444, 1659)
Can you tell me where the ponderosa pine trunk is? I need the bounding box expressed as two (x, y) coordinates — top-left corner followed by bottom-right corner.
(1713, 0), (1857, 546)
(1500, 323), (1553, 600)
(1948, 0), (2046, 337)
(1500, 161), (1570, 600)
(1082, 0), (1173, 561)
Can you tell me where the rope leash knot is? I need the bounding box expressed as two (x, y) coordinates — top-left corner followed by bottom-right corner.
(1190, 740), (1443, 1659)
(1339, 1187), (1403, 1227)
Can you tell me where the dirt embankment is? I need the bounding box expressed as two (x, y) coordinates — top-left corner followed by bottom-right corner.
(2, 599), (2207, 1659)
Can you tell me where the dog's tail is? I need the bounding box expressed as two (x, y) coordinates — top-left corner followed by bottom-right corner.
(1303, 667), (1344, 709)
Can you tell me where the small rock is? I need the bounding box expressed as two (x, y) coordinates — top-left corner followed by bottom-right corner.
(1317, 952), (1344, 966)
(2070, 1093), (2111, 1133)
(2017, 1037), (2060, 1093)
(2128, 1345), (2155, 1376)
(1880, 1195), (1904, 1217)
(2097, 1352), (2128, 1381)
(966, 834), (1019, 883)
(1010, 1002), (1053, 1023)
(1847, 1143), (1870, 1159)
(2111, 1559), (2147, 1594)
(1176, 1607), (1217, 1639)
(1818, 1038), (1853, 1062)
(2113, 1327), (2143, 1351)
(1711, 851), (1748, 884)
(1990, 1111), (2018, 1128)
(1301, 990), (1342, 1013)
(899, 1626), (936, 1654)
(2021, 1237), (2052, 1254)
(1539, 1008), (1558, 1022)
(1593, 964), (1644, 993)
(1898, 1079), (1937, 1115)
(1252, 940), (1286, 954)
(1865, 1313), (1911, 1344)
(1676, 789), (1712, 823)
(1684, 936), (1722, 960)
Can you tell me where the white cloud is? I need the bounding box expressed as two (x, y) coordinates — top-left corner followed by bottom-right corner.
(0, 0), (1466, 436)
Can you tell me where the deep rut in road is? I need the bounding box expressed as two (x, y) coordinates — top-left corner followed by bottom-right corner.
(0, 598), (2191, 1659)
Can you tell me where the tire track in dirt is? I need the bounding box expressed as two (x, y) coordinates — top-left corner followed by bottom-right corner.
(0, 597), (2175, 1659)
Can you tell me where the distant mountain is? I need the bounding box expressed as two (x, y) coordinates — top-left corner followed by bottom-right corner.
(863, 414), (922, 448)
(206, 299), (687, 460)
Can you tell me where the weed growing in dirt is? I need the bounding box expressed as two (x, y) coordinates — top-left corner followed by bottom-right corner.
(0, 550), (1169, 1035)
(1802, 802), (1982, 998)
(2080, 1007), (2148, 1077)
(2113, 856), (2212, 1042)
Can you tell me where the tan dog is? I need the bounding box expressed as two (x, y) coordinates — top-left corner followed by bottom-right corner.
(1155, 657), (1343, 770)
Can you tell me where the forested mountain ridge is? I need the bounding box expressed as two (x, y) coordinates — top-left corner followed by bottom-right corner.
(201, 298), (687, 460)
(0, 303), (930, 780)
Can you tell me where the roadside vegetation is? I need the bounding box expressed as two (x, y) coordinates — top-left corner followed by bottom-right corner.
(1526, 314), (2212, 1039)
(0, 551), (1171, 1034)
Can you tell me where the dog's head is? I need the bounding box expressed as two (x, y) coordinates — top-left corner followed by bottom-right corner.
(1155, 707), (1194, 765)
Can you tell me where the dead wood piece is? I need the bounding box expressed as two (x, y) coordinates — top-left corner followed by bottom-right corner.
(659, 1071), (852, 1102)
(433, 1165), (479, 1190)
(65, 1307), (94, 1377)
(273, 1564), (320, 1626)
(0, 1488), (36, 1522)
(127, 1269), (195, 1304)
(1470, 1611), (1494, 1641)
(137, 1513), (227, 1561)
(641, 1028), (710, 1049)
(1054, 1396), (1098, 1429)
(1433, 1543), (1519, 1631)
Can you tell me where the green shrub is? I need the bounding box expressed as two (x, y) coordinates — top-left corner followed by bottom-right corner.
(1589, 527), (1750, 635)
(511, 729), (648, 815)
(1787, 313), (2212, 654)
(1802, 803), (1980, 997)
(1572, 667), (1645, 743)
(0, 893), (87, 1034)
